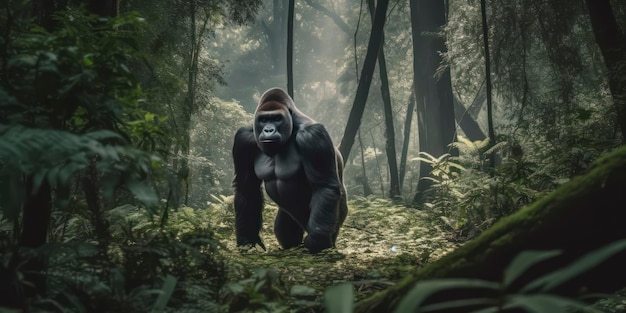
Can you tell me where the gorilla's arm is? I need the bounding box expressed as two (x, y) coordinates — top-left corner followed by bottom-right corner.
(232, 126), (266, 250)
(296, 124), (343, 253)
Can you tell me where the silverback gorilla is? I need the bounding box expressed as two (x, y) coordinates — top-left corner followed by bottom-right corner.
(232, 88), (348, 253)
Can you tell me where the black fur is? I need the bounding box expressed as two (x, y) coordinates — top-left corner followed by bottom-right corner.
(232, 88), (348, 253)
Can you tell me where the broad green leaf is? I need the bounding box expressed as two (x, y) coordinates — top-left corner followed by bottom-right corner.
(151, 274), (177, 313)
(126, 176), (158, 207)
(504, 294), (595, 313)
(394, 279), (499, 313)
(522, 240), (626, 293)
(418, 298), (498, 312)
(324, 283), (353, 313)
(470, 307), (500, 313)
(503, 250), (561, 287)
(291, 285), (317, 297)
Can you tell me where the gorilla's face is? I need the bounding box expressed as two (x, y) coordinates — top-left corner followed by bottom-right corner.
(254, 100), (293, 156)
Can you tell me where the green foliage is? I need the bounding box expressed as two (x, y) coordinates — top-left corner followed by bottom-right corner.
(318, 240), (626, 313)
(221, 268), (289, 313)
(29, 205), (226, 312)
(392, 239), (626, 313)
(188, 100), (253, 207)
(417, 138), (540, 239)
(324, 283), (354, 313)
(0, 6), (165, 219)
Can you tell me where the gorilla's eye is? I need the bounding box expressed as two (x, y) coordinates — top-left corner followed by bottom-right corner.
(259, 115), (281, 123)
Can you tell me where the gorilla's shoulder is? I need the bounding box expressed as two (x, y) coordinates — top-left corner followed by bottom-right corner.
(233, 126), (257, 149)
(295, 123), (333, 152)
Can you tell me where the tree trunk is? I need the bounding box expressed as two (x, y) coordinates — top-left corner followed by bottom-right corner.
(358, 130), (373, 196)
(339, 0), (389, 161)
(454, 94), (485, 141)
(481, 0), (496, 170)
(261, 0), (288, 75)
(287, 0), (294, 98)
(355, 145), (626, 312)
(20, 178), (52, 297)
(410, 0), (457, 204)
(585, 0), (626, 141)
(368, 0), (400, 199)
(88, 0), (118, 17)
(303, 0), (351, 34)
(399, 88), (416, 190)
(83, 160), (110, 258)
(370, 130), (385, 198)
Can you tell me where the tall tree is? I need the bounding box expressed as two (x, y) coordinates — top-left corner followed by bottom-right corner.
(339, 0), (389, 161)
(399, 88), (416, 189)
(410, 0), (457, 203)
(367, 0), (400, 199)
(261, 0), (289, 74)
(287, 0), (295, 98)
(480, 0), (496, 169)
(585, 0), (626, 140)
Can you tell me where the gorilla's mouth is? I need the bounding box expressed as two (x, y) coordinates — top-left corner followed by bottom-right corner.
(261, 139), (280, 144)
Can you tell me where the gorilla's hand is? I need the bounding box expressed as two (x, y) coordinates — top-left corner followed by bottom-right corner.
(304, 231), (333, 253)
(237, 234), (266, 251)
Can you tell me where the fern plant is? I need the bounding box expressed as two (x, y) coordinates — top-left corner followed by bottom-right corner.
(393, 239), (626, 313)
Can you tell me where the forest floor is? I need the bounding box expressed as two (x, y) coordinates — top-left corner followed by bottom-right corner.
(207, 197), (461, 312)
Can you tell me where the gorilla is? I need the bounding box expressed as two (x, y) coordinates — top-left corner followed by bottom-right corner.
(232, 88), (348, 253)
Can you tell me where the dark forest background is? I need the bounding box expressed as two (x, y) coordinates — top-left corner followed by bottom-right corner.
(1, 0), (625, 312)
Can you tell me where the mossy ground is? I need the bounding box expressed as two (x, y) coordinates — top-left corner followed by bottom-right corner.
(206, 196), (458, 311)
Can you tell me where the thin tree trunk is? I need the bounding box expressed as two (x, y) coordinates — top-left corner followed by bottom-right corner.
(20, 178), (52, 296)
(358, 130), (373, 196)
(339, 0), (389, 161)
(262, 0), (288, 74)
(368, 0), (400, 199)
(370, 130), (385, 198)
(585, 0), (626, 141)
(480, 0), (496, 170)
(399, 87), (416, 190)
(287, 0), (294, 98)
(454, 93), (485, 141)
(303, 0), (351, 34)
(83, 160), (110, 258)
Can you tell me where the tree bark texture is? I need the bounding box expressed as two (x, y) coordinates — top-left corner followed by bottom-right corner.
(355, 145), (626, 312)
(368, 0), (400, 199)
(454, 94), (485, 141)
(287, 0), (294, 98)
(399, 88), (416, 189)
(262, 0), (288, 74)
(410, 0), (457, 203)
(20, 178), (52, 296)
(585, 0), (626, 141)
(339, 0), (389, 161)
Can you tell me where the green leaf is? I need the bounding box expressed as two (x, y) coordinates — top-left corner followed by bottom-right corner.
(394, 279), (499, 313)
(419, 298), (497, 312)
(291, 285), (317, 297)
(522, 240), (626, 293)
(151, 274), (177, 313)
(324, 283), (353, 313)
(126, 176), (158, 207)
(504, 294), (593, 313)
(503, 250), (561, 287)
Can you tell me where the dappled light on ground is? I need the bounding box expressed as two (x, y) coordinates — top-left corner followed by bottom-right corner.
(209, 196), (459, 308)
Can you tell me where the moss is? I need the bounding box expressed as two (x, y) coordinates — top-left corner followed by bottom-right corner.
(355, 146), (626, 313)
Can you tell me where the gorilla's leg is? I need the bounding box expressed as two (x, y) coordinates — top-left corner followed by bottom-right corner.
(274, 210), (304, 249)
